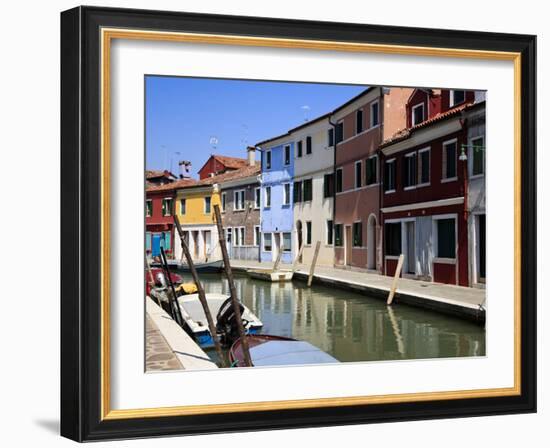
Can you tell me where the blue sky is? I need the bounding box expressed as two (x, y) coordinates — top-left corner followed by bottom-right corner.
(145, 76), (365, 177)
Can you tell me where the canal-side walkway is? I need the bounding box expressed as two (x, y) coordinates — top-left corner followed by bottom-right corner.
(231, 260), (486, 323)
(146, 297), (218, 371)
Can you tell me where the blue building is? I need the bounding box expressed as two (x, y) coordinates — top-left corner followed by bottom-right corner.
(257, 136), (295, 264)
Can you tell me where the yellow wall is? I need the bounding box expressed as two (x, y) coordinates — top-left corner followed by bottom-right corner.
(176, 187), (221, 225)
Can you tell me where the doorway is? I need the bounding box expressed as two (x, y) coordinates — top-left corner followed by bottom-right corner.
(477, 214), (486, 282)
(273, 232), (281, 262)
(345, 225), (352, 266)
(405, 221), (416, 274)
(204, 230), (211, 260)
(367, 214), (377, 270)
(192, 231), (199, 257)
(296, 221), (303, 262)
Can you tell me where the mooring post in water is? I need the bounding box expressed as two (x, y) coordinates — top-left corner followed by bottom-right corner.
(291, 243), (305, 273)
(387, 253), (404, 305)
(173, 215), (227, 367)
(272, 240), (283, 273)
(159, 247), (185, 327)
(307, 241), (321, 287)
(213, 204), (253, 367)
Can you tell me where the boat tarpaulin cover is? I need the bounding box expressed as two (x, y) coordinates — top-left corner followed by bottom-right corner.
(249, 341), (338, 366)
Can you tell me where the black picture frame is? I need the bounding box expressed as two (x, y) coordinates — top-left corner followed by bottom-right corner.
(61, 5), (536, 442)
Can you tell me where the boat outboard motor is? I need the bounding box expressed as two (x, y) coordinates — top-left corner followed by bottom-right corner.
(215, 297), (249, 346)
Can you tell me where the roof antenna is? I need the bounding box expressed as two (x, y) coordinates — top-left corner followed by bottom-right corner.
(209, 136), (218, 153)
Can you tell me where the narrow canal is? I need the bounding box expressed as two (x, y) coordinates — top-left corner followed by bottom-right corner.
(201, 273), (485, 363)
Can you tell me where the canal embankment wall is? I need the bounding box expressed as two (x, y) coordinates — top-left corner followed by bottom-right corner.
(230, 261), (486, 324)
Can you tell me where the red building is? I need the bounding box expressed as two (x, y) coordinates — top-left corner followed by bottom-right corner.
(333, 87), (412, 272)
(379, 89), (480, 286)
(145, 178), (196, 258)
(197, 154), (250, 180)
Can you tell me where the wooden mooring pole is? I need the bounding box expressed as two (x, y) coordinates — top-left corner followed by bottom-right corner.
(387, 254), (404, 305)
(173, 215), (227, 367)
(307, 241), (321, 287)
(213, 205), (253, 367)
(291, 243), (305, 273)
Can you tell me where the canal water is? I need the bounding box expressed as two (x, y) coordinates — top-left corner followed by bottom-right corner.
(201, 273), (485, 363)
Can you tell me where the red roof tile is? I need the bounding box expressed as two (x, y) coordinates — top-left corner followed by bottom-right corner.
(146, 178), (197, 192)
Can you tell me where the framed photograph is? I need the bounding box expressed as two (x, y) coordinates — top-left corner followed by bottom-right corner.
(60, 6), (536, 441)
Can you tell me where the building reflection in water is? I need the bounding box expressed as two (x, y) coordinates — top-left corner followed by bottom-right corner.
(202, 274), (485, 363)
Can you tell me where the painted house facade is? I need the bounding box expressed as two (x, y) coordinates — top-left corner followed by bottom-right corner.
(291, 114), (335, 266)
(146, 178), (196, 258)
(219, 149), (262, 261)
(379, 89), (479, 286)
(466, 97), (486, 287)
(257, 137), (295, 264)
(173, 179), (222, 263)
(333, 87), (413, 272)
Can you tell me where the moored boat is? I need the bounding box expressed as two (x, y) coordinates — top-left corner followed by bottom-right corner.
(229, 334), (339, 367)
(247, 268), (294, 282)
(177, 293), (262, 348)
(151, 259), (224, 273)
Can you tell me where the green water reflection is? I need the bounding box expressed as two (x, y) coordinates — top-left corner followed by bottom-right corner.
(201, 274), (485, 362)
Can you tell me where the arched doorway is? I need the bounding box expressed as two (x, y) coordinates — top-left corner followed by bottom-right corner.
(367, 214), (377, 270)
(296, 220), (303, 262)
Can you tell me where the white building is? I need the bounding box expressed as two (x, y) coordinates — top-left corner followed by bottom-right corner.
(291, 114), (335, 266)
(466, 99), (486, 287)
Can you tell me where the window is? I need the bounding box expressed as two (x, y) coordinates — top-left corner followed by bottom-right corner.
(323, 173), (334, 198)
(254, 187), (261, 208)
(335, 121), (344, 144)
(234, 190), (245, 210)
(265, 149), (272, 169)
(404, 152), (417, 188)
(355, 161), (362, 188)
(221, 193), (226, 212)
(328, 128), (334, 147)
(234, 228), (240, 246)
(293, 181), (302, 203)
(306, 221), (312, 245)
(283, 232), (292, 252)
(254, 226), (261, 246)
(356, 109), (363, 134)
(179, 198), (186, 215)
(471, 136), (484, 176)
(161, 198), (173, 216)
(385, 223), (401, 256)
(303, 178), (313, 202)
(204, 196), (211, 214)
(436, 218), (456, 258)
(370, 101), (380, 127)
(353, 222), (362, 247)
(146, 200), (153, 217)
(297, 140), (303, 158)
(384, 160), (396, 192)
(418, 148), (430, 185)
(336, 168), (343, 193)
(240, 227), (245, 247)
(306, 136), (312, 155)
(443, 140), (457, 180)
(412, 103), (424, 125)
(284, 145), (291, 165)
(334, 224), (343, 246)
(450, 90), (466, 106)
(326, 220), (334, 245)
(283, 183), (291, 205)
(365, 155), (378, 185)
(161, 231), (171, 251)
(264, 186), (271, 207)
(263, 233), (272, 252)
(146, 232), (152, 251)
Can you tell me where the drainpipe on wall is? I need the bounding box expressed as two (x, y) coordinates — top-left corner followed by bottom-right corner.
(328, 118), (338, 268)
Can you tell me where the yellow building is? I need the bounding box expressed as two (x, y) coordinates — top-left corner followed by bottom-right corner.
(174, 182), (222, 262)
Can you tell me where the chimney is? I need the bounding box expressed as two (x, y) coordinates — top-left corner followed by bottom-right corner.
(178, 160), (192, 179)
(247, 146), (256, 166)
